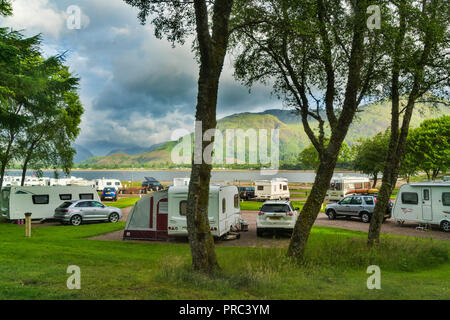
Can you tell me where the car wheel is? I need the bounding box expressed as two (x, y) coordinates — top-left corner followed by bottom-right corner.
(327, 209), (336, 220)
(361, 212), (371, 223)
(109, 212), (120, 223)
(256, 228), (264, 237)
(441, 220), (450, 232)
(70, 215), (82, 226)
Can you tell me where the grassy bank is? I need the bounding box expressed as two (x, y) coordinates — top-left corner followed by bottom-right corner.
(0, 221), (448, 299)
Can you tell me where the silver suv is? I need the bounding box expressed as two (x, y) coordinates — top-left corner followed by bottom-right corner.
(325, 195), (391, 223)
(54, 200), (123, 226)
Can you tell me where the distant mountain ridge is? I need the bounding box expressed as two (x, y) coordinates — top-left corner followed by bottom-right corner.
(77, 98), (449, 168)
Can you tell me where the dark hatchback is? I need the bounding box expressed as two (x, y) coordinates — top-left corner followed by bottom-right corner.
(142, 177), (164, 191)
(238, 187), (255, 200)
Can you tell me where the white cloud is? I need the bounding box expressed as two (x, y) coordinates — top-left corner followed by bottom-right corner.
(3, 0), (65, 38)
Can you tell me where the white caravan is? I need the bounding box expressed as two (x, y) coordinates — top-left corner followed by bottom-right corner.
(443, 176), (450, 182)
(326, 176), (371, 201)
(392, 182), (450, 232)
(94, 179), (122, 191)
(254, 178), (290, 201)
(173, 178), (190, 186)
(0, 186), (100, 221)
(168, 184), (241, 238)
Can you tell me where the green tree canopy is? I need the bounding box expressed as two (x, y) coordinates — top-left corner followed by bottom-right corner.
(405, 116), (450, 180)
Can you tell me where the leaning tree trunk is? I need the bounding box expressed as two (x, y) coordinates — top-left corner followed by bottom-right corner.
(288, 0), (367, 259)
(288, 155), (338, 258)
(20, 156), (31, 186)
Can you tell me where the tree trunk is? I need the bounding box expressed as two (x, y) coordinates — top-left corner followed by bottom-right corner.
(0, 137), (14, 190)
(372, 173), (378, 188)
(288, 155), (338, 258)
(287, 0), (367, 259)
(185, 0), (233, 273)
(21, 155), (31, 186)
(367, 0), (436, 246)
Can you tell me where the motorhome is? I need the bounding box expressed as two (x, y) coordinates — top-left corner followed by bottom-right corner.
(0, 186), (101, 221)
(326, 176), (371, 201)
(124, 184), (242, 240)
(94, 178), (122, 191)
(392, 182), (450, 232)
(254, 178), (290, 201)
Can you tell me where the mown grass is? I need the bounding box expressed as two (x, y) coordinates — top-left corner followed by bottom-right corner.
(103, 197), (141, 209)
(0, 220), (448, 299)
(240, 200), (327, 213)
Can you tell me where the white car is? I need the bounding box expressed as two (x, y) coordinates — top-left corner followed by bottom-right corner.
(256, 200), (299, 236)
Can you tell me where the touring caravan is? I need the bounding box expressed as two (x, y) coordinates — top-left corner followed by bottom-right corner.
(124, 184), (242, 240)
(173, 178), (190, 186)
(392, 182), (450, 232)
(444, 176), (450, 182)
(0, 186), (100, 221)
(254, 178), (290, 201)
(94, 179), (123, 191)
(326, 176), (371, 201)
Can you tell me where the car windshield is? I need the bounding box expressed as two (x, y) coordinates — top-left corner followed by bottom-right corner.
(58, 202), (72, 209)
(104, 188), (115, 192)
(261, 204), (291, 213)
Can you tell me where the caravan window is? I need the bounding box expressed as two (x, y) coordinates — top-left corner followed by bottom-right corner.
(257, 186), (264, 191)
(79, 193), (94, 200)
(106, 182), (112, 186)
(234, 194), (239, 208)
(115, 182), (121, 186)
(59, 194), (72, 201)
(179, 200), (187, 216)
(222, 198), (226, 213)
(32, 195), (49, 205)
(283, 185), (287, 191)
(442, 193), (450, 206)
(423, 189), (430, 201)
(401, 192), (418, 205)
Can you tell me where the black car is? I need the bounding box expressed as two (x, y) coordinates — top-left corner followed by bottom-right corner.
(142, 177), (164, 191)
(238, 186), (255, 200)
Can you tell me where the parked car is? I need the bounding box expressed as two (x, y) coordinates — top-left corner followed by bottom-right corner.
(325, 195), (392, 223)
(54, 200), (123, 226)
(101, 187), (118, 201)
(256, 200), (299, 236)
(142, 177), (164, 191)
(238, 186), (255, 200)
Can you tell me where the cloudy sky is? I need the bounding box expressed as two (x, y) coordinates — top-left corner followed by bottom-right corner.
(1, 0), (280, 155)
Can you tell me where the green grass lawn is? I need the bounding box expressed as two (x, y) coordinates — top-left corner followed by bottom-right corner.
(240, 200), (326, 213)
(103, 197), (141, 209)
(0, 220), (447, 300)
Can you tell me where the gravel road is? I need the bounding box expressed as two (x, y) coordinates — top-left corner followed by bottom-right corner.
(90, 209), (450, 246)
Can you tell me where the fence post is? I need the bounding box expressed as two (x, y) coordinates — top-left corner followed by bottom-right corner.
(25, 212), (32, 238)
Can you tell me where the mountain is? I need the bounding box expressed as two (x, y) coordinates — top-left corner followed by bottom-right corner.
(77, 98), (449, 168)
(73, 144), (94, 164)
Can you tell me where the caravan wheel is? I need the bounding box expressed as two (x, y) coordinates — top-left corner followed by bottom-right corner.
(441, 221), (450, 232)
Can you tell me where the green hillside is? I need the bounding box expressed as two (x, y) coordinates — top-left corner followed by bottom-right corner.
(78, 99), (449, 169)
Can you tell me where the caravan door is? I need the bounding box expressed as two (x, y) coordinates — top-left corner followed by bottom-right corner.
(157, 198), (168, 232)
(421, 188), (432, 221)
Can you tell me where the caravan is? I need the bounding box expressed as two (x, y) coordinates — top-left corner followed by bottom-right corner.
(94, 179), (123, 191)
(326, 176), (372, 201)
(124, 184), (242, 240)
(254, 178), (290, 201)
(392, 182), (450, 232)
(0, 186), (100, 221)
